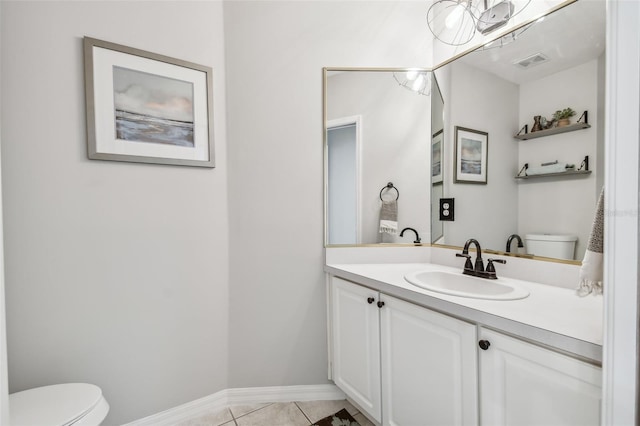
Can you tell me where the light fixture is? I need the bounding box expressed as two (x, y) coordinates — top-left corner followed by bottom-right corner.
(393, 70), (431, 96)
(427, 0), (531, 47)
(479, 19), (533, 50)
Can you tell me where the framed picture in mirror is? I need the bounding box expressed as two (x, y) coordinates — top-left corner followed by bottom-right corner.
(454, 126), (487, 184)
(431, 130), (443, 185)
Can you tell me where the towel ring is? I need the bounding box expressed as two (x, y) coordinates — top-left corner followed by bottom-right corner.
(379, 182), (399, 201)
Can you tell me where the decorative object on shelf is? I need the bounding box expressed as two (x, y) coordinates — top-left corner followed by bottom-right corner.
(540, 116), (554, 130)
(426, 0), (532, 47)
(514, 110), (590, 140)
(432, 130), (444, 184)
(531, 116), (554, 132)
(526, 160), (575, 176)
(393, 70), (431, 96)
(84, 37), (215, 168)
(515, 156), (591, 179)
(553, 107), (576, 127)
(531, 115), (542, 132)
(454, 126), (488, 184)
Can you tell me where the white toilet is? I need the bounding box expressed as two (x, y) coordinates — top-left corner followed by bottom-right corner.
(9, 383), (109, 426)
(525, 233), (578, 260)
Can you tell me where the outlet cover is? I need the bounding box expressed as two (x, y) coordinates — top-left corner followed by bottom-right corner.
(440, 198), (455, 221)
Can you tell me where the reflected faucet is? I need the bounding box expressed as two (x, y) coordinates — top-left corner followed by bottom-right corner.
(506, 234), (524, 253)
(400, 227), (421, 244)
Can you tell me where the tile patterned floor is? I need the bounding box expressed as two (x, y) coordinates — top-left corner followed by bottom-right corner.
(177, 399), (376, 426)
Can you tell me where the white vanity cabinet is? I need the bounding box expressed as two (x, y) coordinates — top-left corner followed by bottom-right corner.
(330, 276), (478, 425)
(478, 328), (602, 425)
(330, 276), (382, 422)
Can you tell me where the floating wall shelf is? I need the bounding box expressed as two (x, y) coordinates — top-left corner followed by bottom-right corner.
(514, 122), (591, 140)
(515, 170), (592, 180)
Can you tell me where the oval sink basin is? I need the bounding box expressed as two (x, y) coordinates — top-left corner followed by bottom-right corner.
(404, 270), (530, 300)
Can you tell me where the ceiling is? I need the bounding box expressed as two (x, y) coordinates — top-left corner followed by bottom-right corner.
(458, 0), (606, 85)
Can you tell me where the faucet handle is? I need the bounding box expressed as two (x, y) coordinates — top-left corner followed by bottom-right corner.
(456, 253), (473, 270)
(486, 258), (506, 276)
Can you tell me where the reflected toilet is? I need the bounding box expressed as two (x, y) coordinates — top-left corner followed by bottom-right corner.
(525, 233), (578, 260)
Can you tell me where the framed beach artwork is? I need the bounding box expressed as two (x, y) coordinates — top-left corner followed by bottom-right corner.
(454, 126), (487, 184)
(431, 129), (443, 185)
(84, 37), (215, 167)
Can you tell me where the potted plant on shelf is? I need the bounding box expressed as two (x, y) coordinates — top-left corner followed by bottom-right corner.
(553, 107), (576, 127)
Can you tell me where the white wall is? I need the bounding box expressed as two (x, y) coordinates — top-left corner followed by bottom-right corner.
(602, 1), (640, 422)
(518, 60), (601, 260)
(442, 61), (520, 252)
(223, 1), (430, 388)
(0, 2), (229, 424)
(327, 71), (430, 244)
(0, 2), (9, 421)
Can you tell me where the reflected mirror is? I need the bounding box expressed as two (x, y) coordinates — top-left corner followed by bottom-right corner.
(431, 77), (444, 243)
(324, 69), (431, 245)
(432, 0), (605, 262)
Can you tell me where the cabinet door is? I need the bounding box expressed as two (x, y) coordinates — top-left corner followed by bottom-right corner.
(380, 295), (478, 426)
(479, 328), (602, 426)
(331, 277), (381, 422)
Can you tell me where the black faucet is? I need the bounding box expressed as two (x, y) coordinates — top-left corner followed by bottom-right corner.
(506, 234), (524, 253)
(400, 227), (421, 244)
(458, 238), (484, 272)
(456, 238), (506, 279)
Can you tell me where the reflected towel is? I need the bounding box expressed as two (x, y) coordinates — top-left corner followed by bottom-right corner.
(527, 163), (575, 175)
(577, 188), (604, 296)
(379, 200), (398, 234)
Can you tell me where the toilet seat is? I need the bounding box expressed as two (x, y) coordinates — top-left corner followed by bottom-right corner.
(9, 383), (109, 426)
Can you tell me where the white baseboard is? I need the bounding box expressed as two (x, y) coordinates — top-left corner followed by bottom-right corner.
(124, 384), (346, 426)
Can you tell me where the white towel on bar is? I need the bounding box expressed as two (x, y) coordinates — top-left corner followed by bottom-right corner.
(379, 200), (398, 234)
(577, 188), (604, 296)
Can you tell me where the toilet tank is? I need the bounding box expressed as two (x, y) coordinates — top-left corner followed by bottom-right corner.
(525, 234), (578, 260)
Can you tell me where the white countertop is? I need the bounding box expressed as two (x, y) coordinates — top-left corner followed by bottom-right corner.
(325, 262), (603, 362)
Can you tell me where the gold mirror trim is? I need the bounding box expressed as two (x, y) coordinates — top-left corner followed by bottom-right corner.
(323, 67), (432, 249)
(325, 243), (582, 266)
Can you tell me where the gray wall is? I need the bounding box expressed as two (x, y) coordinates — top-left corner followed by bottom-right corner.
(0, 0), (431, 423)
(439, 61), (520, 252)
(1, 2), (229, 424)
(223, 1), (429, 387)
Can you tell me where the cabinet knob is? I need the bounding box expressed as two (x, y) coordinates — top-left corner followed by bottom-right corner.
(367, 297), (375, 304)
(479, 340), (491, 350)
(377, 301), (385, 308)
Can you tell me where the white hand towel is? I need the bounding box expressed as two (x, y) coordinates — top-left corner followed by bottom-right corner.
(577, 188), (604, 296)
(379, 200), (398, 234)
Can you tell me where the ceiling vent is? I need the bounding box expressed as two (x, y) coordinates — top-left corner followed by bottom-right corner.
(514, 53), (549, 69)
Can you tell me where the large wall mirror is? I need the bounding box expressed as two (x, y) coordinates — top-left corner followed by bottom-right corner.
(324, 0), (605, 264)
(324, 68), (432, 245)
(432, 0), (605, 263)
